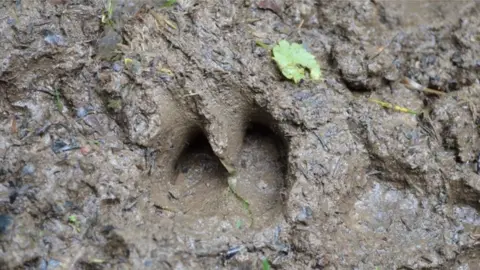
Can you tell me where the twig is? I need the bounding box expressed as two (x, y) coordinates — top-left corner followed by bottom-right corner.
(311, 131), (329, 152)
(401, 77), (446, 96)
(369, 98), (417, 115)
(228, 174), (254, 228)
(330, 153), (345, 178)
(182, 92), (200, 98)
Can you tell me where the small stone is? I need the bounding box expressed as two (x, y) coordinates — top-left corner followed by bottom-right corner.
(21, 163), (35, 176)
(7, 18), (15, 25)
(39, 259), (47, 270)
(76, 107), (88, 118)
(51, 140), (68, 153)
(80, 146), (90, 156)
(113, 62), (123, 72)
(0, 214), (13, 234)
(367, 62), (382, 75)
(256, 180), (268, 190)
(42, 30), (66, 46)
(47, 259), (61, 270)
(295, 206), (313, 224)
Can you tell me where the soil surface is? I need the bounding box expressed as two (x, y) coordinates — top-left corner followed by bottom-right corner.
(1, 0), (480, 269)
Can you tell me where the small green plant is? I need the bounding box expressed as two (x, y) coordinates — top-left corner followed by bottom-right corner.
(235, 220), (243, 229)
(107, 99), (122, 111)
(227, 174), (254, 227)
(162, 0), (177, 7)
(54, 89), (63, 112)
(88, 140), (101, 146)
(255, 40), (270, 50)
(262, 258), (271, 270)
(68, 215), (80, 232)
(272, 40), (321, 83)
(101, 0), (115, 25)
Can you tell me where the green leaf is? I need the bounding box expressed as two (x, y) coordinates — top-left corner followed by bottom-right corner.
(68, 215), (77, 224)
(235, 220), (243, 229)
(68, 215), (81, 232)
(162, 0), (177, 7)
(262, 258), (271, 270)
(242, 200), (250, 210)
(256, 40), (270, 50)
(272, 40), (321, 83)
(54, 89), (63, 112)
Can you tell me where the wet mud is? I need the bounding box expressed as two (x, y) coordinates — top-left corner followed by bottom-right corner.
(1, 0), (480, 269)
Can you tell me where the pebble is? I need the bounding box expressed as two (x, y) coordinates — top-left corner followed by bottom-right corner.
(42, 30), (66, 46)
(39, 259), (47, 270)
(21, 163), (35, 176)
(51, 140), (68, 153)
(295, 206), (313, 224)
(0, 214), (12, 234)
(144, 260), (153, 267)
(47, 259), (61, 269)
(76, 107), (88, 118)
(113, 62), (123, 72)
(7, 18), (16, 25)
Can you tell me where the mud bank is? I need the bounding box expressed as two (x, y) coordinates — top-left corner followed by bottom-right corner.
(1, 0), (480, 269)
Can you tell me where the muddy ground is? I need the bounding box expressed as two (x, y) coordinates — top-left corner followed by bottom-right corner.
(1, 0), (480, 269)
